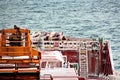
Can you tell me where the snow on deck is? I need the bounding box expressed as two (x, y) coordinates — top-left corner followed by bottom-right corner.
(40, 68), (78, 80)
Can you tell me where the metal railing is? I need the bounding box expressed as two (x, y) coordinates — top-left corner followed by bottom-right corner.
(33, 40), (98, 51)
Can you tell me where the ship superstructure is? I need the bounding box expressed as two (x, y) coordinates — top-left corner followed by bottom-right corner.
(31, 31), (120, 80)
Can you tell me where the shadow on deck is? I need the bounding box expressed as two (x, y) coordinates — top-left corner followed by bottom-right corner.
(0, 73), (40, 80)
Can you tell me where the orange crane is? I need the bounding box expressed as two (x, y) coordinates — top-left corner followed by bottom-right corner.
(0, 26), (41, 80)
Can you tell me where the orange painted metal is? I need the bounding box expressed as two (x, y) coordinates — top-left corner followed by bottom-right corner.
(0, 27), (41, 74)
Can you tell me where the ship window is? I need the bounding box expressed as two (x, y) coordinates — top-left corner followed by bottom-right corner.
(51, 43), (54, 45)
(46, 42), (49, 45)
(44, 43), (46, 45)
(69, 43), (72, 45)
(74, 43), (76, 45)
(59, 43), (61, 45)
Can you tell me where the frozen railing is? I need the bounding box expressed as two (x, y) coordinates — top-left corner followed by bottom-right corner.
(34, 41), (100, 50)
(40, 41), (80, 50)
(113, 71), (120, 80)
(101, 71), (120, 80)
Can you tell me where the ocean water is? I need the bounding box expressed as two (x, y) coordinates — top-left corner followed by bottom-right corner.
(0, 0), (120, 71)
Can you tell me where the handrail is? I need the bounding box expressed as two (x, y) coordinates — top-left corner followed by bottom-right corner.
(33, 40), (98, 50)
